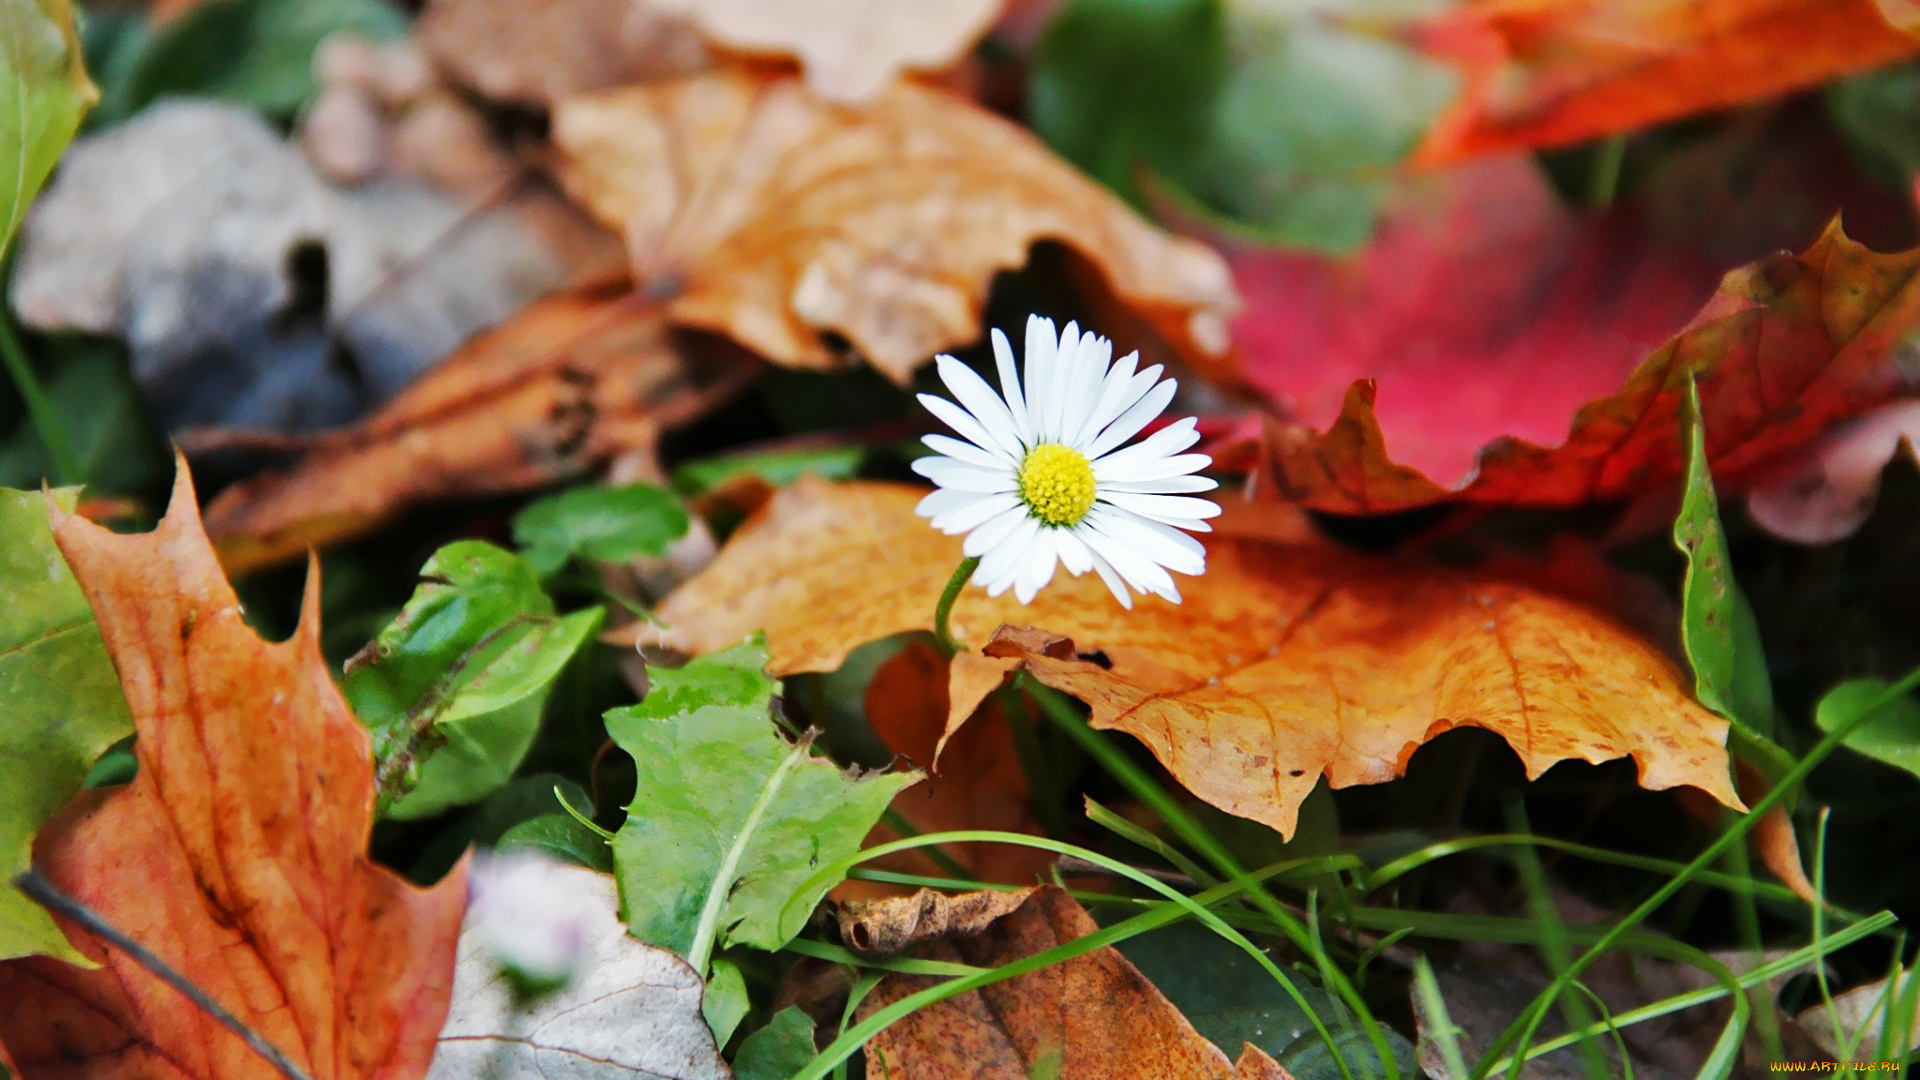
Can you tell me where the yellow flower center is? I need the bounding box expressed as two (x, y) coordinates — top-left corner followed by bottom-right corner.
(1018, 443), (1097, 528)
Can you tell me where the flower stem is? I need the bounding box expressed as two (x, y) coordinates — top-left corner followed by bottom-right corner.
(933, 556), (980, 656)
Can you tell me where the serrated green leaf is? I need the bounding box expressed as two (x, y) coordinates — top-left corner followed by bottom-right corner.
(343, 541), (602, 820)
(0, 0), (94, 256)
(0, 487), (132, 962)
(495, 813), (614, 873)
(107, 0), (406, 119)
(512, 482), (691, 577)
(608, 637), (918, 968)
(1674, 379), (1775, 733)
(1817, 678), (1920, 780)
(732, 1006), (817, 1080)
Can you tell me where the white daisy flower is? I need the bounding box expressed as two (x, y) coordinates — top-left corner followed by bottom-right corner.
(912, 315), (1221, 609)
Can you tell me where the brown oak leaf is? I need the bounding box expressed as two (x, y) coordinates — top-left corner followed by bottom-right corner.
(202, 278), (756, 574)
(551, 69), (1238, 385)
(0, 463), (468, 1079)
(653, 479), (1741, 837)
(858, 885), (1290, 1079)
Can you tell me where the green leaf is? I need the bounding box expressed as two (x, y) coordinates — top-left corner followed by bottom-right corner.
(110, 0), (406, 120)
(1030, 0), (1452, 252)
(1816, 679), (1920, 780)
(512, 482), (691, 578)
(409, 773), (597, 881)
(1828, 61), (1920, 189)
(0, 0), (94, 256)
(607, 637), (917, 970)
(1118, 921), (1417, 1079)
(672, 445), (866, 498)
(343, 541), (602, 820)
(1029, 0), (1227, 208)
(703, 956), (751, 1046)
(495, 813), (614, 873)
(1674, 379), (1775, 734)
(1120, 921), (1415, 1079)
(732, 1006), (818, 1080)
(0, 487), (132, 962)
(0, 336), (167, 495)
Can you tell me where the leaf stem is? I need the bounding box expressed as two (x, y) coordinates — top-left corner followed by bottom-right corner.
(15, 870), (316, 1080)
(932, 556), (980, 656)
(687, 735), (809, 976)
(0, 314), (81, 485)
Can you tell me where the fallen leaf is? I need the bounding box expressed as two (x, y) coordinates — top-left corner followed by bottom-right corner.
(841, 639), (1052, 901)
(1796, 965), (1920, 1061)
(0, 0), (94, 255)
(654, 479), (1741, 837)
(202, 279), (756, 574)
(427, 856), (729, 1080)
(419, 0), (708, 105)
(0, 489), (130, 964)
(1746, 399), (1920, 543)
(344, 541), (602, 820)
(1411, 0), (1920, 166)
(0, 462), (468, 1079)
(650, 0), (1002, 103)
(858, 885), (1290, 1079)
(608, 637), (919, 964)
(837, 886), (1036, 956)
(11, 100), (568, 432)
(1244, 167), (1920, 513)
(551, 68), (1237, 384)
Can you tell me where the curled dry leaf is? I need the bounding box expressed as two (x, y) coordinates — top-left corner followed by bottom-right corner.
(1413, 0), (1920, 166)
(837, 885), (1036, 957)
(0, 463), (468, 1079)
(838, 639), (1052, 902)
(653, 479), (1740, 837)
(650, 0), (1002, 103)
(858, 885), (1289, 1079)
(427, 858), (728, 1080)
(203, 279), (757, 574)
(552, 69), (1237, 384)
(1251, 214), (1920, 515)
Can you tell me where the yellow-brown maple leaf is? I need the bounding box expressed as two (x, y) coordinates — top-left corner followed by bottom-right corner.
(653, 479), (1741, 837)
(0, 463), (468, 1080)
(551, 69), (1237, 385)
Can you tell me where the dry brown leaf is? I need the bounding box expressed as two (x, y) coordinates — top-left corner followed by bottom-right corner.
(203, 279), (755, 574)
(551, 69), (1237, 384)
(651, 0), (1002, 103)
(419, 0), (708, 106)
(0, 463), (468, 1079)
(836, 639), (1053, 902)
(858, 885), (1290, 1079)
(654, 479), (1741, 837)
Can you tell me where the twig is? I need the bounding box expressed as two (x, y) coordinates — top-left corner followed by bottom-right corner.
(14, 870), (317, 1080)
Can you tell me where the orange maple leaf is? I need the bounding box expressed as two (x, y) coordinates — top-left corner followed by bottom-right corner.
(0, 463), (468, 1080)
(652, 479), (1741, 837)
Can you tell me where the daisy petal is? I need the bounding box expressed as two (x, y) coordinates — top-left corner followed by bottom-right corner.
(991, 328), (1033, 447)
(913, 457), (1018, 493)
(1058, 331), (1110, 448)
(1091, 418), (1202, 478)
(1084, 379), (1177, 459)
(1100, 475), (1219, 494)
(935, 356), (1023, 458)
(1096, 452), (1213, 484)
(1069, 350), (1140, 450)
(918, 393), (1006, 459)
(963, 502), (1032, 557)
(1081, 527), (1181, 603)
(931, 492), (1021, 534)
(1077, 539), (1135, 609)
(1097, 491), (1223, 523)
(916, 486), (988, 518)
(1015, 529), (1060, 604)
(1056, 529), (1096, 576)
(923, 433), (1009, 470)
(1023, 316), (1058, 440)
(1087, 505), (1204, 576)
